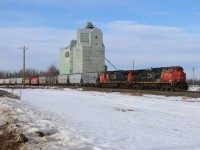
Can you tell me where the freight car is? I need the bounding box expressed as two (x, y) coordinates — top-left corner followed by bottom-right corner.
(57, 75), (69, 85)
(16, 78), (23, 85)
(31, 78), (39, 85)
(99, 66), (188, 91)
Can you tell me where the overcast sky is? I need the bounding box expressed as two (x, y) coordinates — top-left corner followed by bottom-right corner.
(0, 0), (200, 78)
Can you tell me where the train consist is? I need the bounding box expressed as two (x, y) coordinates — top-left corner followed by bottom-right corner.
(100, 66), (188, 91)
(0, 66), (188, 91)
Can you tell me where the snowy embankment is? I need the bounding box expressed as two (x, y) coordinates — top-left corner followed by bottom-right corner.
(188, 85), (200, 92)
(0, 90), (93, 150)
(1, 88), (200, 150)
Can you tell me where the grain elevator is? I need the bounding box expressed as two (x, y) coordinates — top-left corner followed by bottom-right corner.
(60, 22), (105, 75)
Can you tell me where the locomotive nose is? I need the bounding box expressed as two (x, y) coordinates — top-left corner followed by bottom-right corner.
(173, 72), (186, 82)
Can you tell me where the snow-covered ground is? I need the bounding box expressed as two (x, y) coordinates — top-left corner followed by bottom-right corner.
(1, 88), (200, 150)
(188, 85), (200, 92)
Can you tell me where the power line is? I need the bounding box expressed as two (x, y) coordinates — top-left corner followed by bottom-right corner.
(105, 58), (118, 71)
(19, 46), (28, 87)
(192, 67), (195, 85)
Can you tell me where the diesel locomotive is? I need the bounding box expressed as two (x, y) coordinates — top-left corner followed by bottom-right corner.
(99, 66), (188, 91)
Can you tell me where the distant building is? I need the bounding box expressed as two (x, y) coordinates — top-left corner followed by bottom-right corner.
(60, 22), (105, 75)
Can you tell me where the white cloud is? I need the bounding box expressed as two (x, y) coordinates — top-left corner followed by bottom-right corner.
(0, 27), (76, 71)
(102, 21), (200, 73)
(1, 20), (200, 78)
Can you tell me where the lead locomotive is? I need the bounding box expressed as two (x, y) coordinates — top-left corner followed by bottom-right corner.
(99, 66), (188, 91)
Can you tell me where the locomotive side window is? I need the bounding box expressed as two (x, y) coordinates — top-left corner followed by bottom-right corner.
(178, 68), (183, 72)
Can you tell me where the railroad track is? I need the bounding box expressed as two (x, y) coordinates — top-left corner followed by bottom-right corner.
(1, 85), (200, 98)
(81, 87), (200, 98)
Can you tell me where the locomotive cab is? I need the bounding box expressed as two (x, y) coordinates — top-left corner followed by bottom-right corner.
(161, 66), (186, 83)
(160, 66), (188, 90)
(172, 67), (186, 82)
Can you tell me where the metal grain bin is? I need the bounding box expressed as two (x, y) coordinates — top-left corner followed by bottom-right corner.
(11, 78), (17, 84)
(39, 76), (47, 85)
(47, 76), (57, 85)
(58, 75), (69, 85)
(82, 73), (99, 84)
(5, 79), (11, 84)
(0, 79), (5, 84)
(69, 74), (82, 84)
(17, 78), (23, 84)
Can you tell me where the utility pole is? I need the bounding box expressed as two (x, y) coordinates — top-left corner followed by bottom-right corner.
(19, 46), (28, 87)
(192, 67), (195, 85)
(133, 59), (134, 70)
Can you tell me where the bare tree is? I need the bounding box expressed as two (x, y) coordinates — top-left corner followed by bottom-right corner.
(46, 64), (59, 77)
(0, 64), (59, 78)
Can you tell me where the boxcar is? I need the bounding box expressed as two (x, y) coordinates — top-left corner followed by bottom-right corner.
(31, 78), (39, 85)
(39, 76), (47, 85)
(57, 75), (69, 85)
(25, 78), (31, 85)
(82, 73), (99, 85)
(69, 74), (82, 85)
(11, 78), (17, 84)
(5, 79), (11, 84)
(47, 76), (57, 85)
(0, 79), (5, 85)
(16, 78), (23, 84)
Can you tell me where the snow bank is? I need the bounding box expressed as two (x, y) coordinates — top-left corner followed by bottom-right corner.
(188, 85), (200, 91)
(0, 96), (99, 150)
(2, 88), (200, 150)
(0, 100), (12, 126)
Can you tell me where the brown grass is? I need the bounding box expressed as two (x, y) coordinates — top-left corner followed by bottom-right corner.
(0, 122), (28, 150)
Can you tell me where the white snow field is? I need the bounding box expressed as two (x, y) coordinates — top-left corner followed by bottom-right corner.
(188, 85), (200, 92)
(1, 88), (200, 150)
